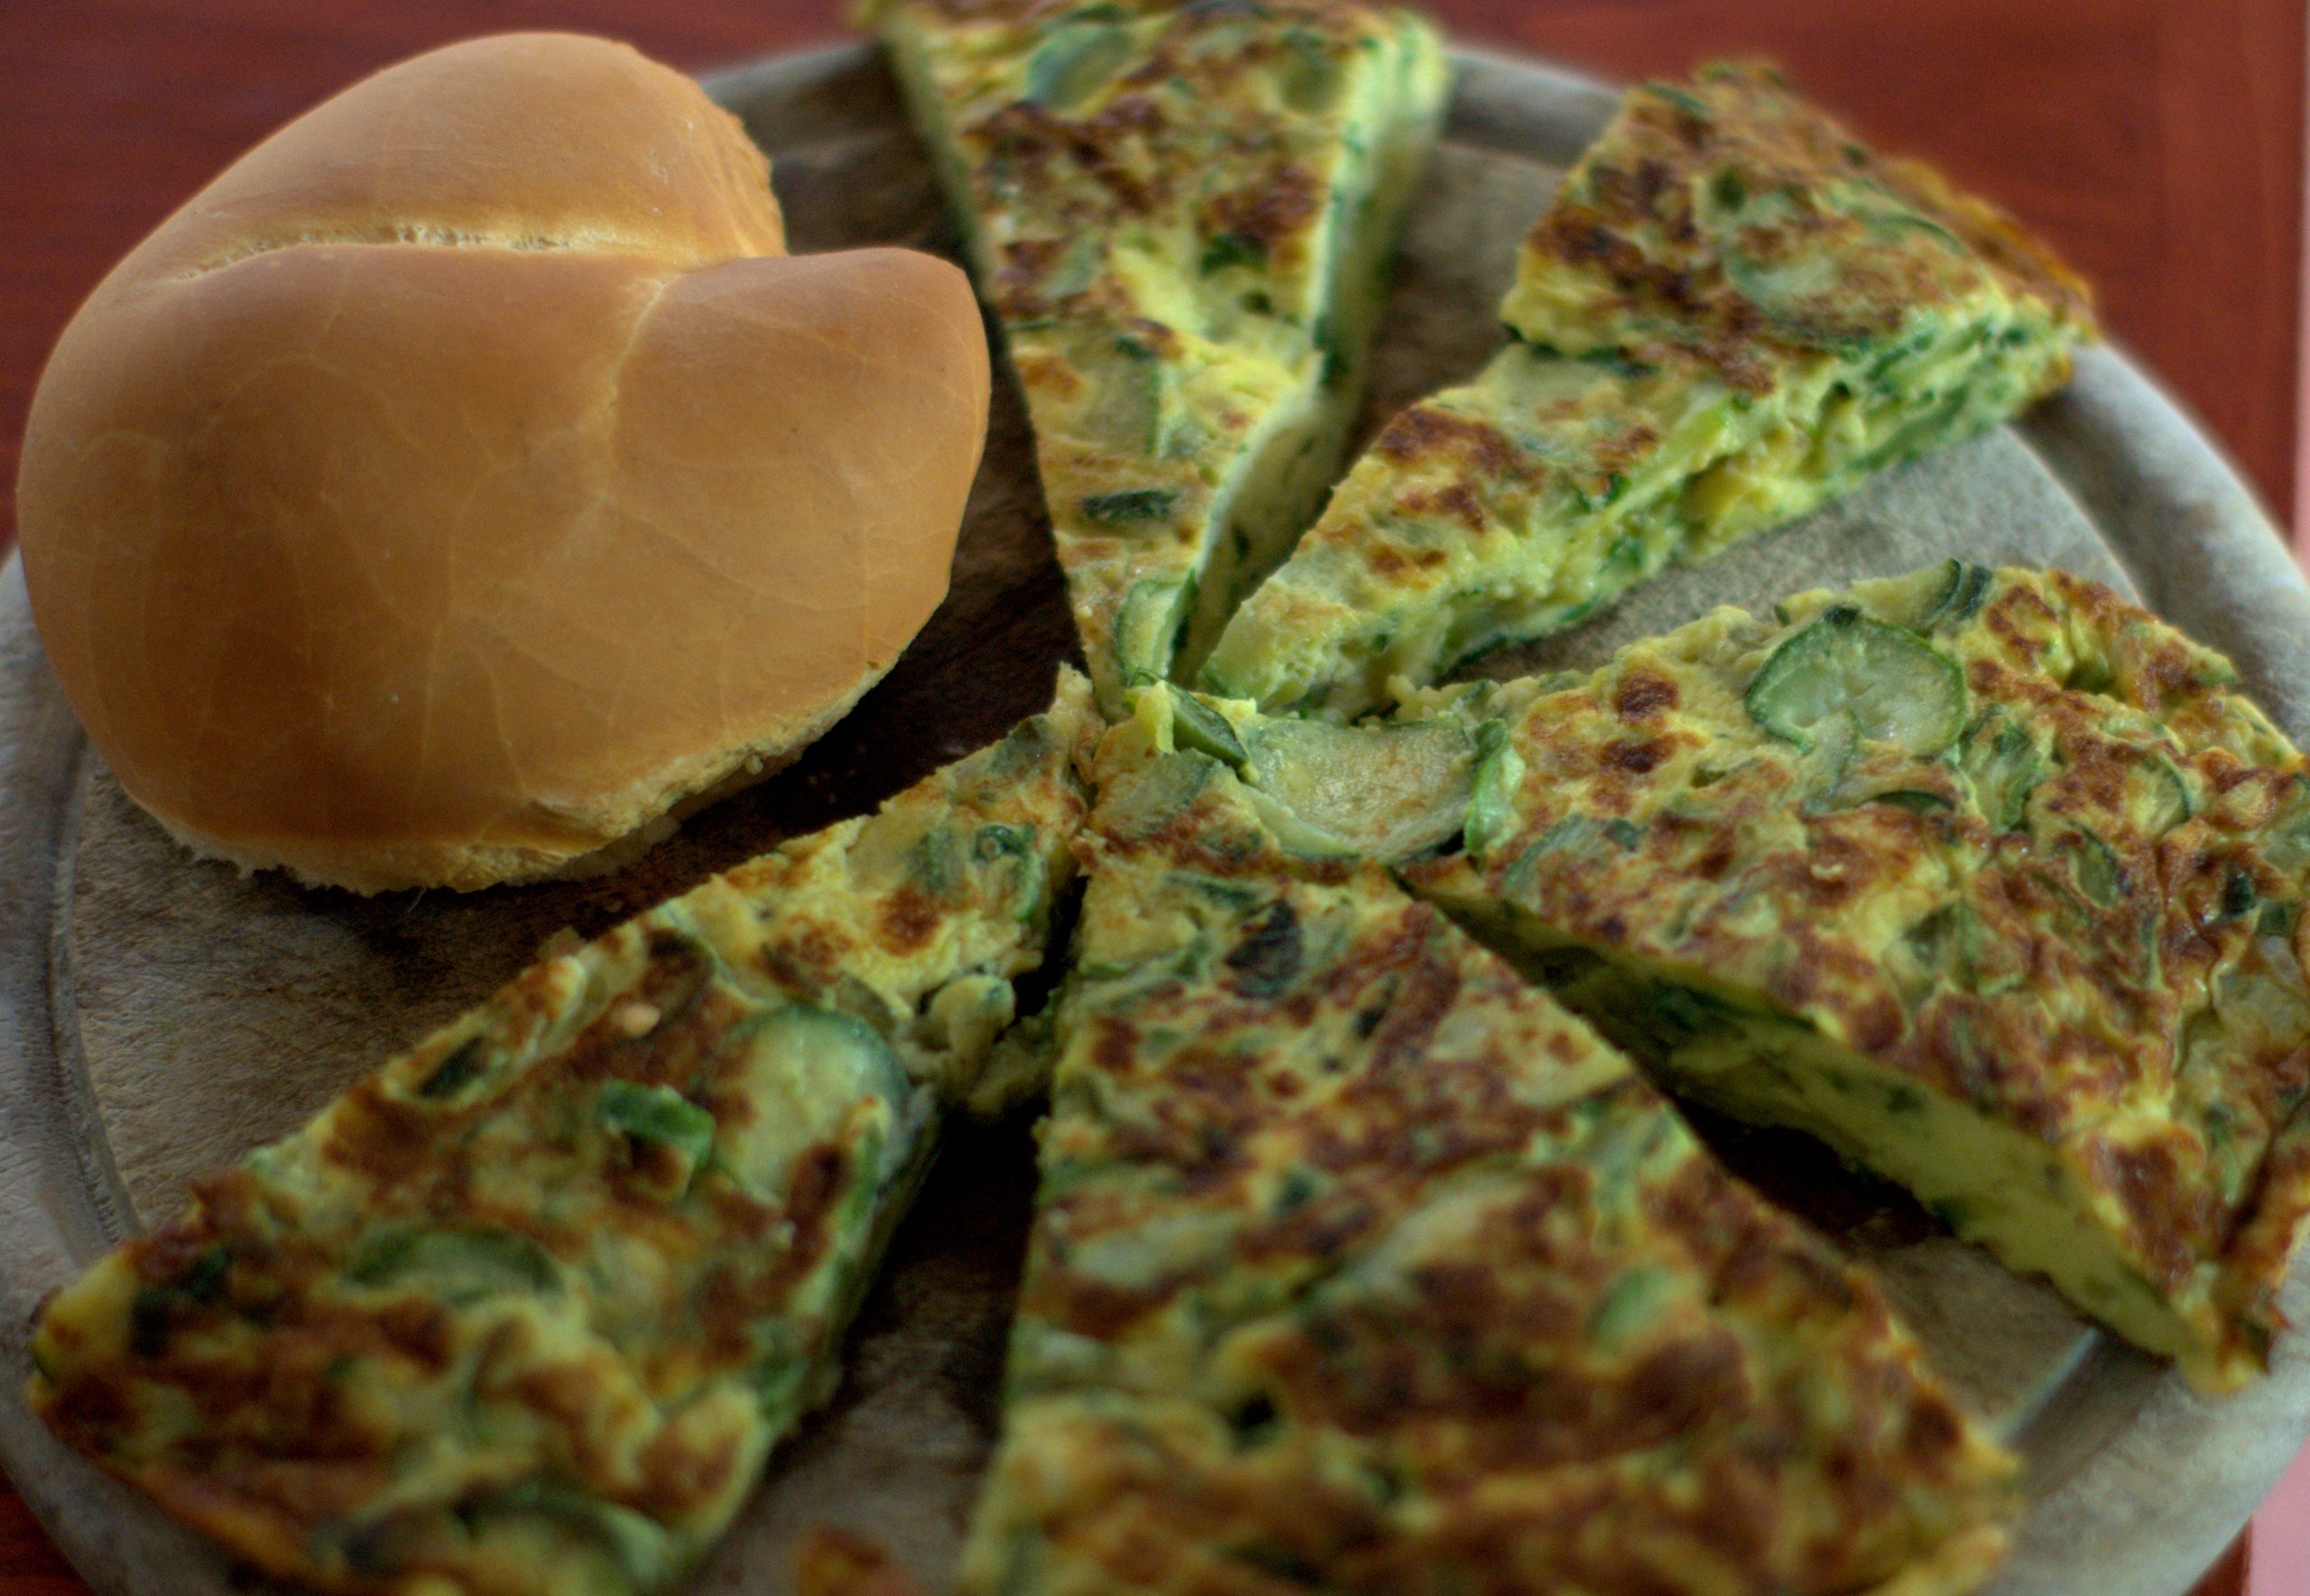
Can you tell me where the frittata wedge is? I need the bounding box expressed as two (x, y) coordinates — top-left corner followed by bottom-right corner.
(1404, 566), (2310, 1391)
(865, 0), (1449, 710)
(1203, 61), (2095, 716)
(960, 694), (2018, 1596)
(28, 674), (1100, 1596)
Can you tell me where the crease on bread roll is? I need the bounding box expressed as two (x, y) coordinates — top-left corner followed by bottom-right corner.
(16, 32), (992, 892)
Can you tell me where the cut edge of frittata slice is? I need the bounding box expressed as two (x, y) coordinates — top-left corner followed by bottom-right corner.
(1201, 60), (2095, 718)
(957, 704), (2018, 1596)
(865, 0), (1449, 711)
(1401, 566), (2310, 1392)
(26, 671), (1100, 1596)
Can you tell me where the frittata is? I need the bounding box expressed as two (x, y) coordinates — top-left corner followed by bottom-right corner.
(1404, 565), (2310, 1391)
(1202, 61), (2095, 717)
(865, 0), (1449, 710)
(28, 674), (1100, 1596)
(960, 691), (2018, 1596)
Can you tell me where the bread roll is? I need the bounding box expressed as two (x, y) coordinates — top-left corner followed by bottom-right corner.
(16, 32), (990, 892)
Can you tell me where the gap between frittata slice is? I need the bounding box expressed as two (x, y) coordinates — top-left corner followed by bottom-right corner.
(864, 0), (1449, 713)
(27, 674), (1100, 1596)
(1202, 60), (2095, 718)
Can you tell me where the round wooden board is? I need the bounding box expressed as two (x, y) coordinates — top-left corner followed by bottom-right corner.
(3, 40), (2310, 1596)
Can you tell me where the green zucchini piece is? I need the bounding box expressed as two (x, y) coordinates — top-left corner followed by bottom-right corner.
(1864, 789), (1957, 816)
(346, 1227), (562, 1303)
(1198, 231), (1267, 275)
(2064, 831), (2125, 907)
(1243, 716), (1478, 862)
(870, 815), (963, 899)
(2130, 755), (2194, 837)
(126, 1251), (231, 1360)
(1896, 901), (1992, 997)
(1168, 691), (1249, 770)
(2220, 863), (2259, 921)
(463, 1481), (674, 1588)
(1932, 563), (1997, 632)
(757, 1004), (912, 1106)
(1024, 18), (1132, 109)
(1791, 715), (1864, 803)
(1585, 1263), (1676, 1349)
(1891, 558), (1997, 634)
(1238, 789), (1363, 863)
(1100, 749), (1219, 843)
(1961, 709), (2044, 831)
(598, 1082), (716, 1168)
(1464, 720), (1527, 859)
(2263, 780), (2310, 874)
(1049, 328), (1174, 456)
(1114, 577), (1193, 688)
(974, 823), (1050, 924)
(706, 1004), (919, 1200)
(1501, 814), (1644, 899)
(1080, 488), (1179, 524)
(1721, 185), (1967, 352)
(415, 1038), (490, 1102)
(1746, 605), (1966, 757)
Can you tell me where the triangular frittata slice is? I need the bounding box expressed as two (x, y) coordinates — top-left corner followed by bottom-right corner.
(1203, 61), (2095, 716)
(960, 695), (2017, 1596)
(1405, 565), (2310, 1391)
(28, 674), (1099, 1596)
(867, 0), (1448, 710)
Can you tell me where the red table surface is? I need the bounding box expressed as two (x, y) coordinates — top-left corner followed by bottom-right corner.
(0, 4), (2298, 1593)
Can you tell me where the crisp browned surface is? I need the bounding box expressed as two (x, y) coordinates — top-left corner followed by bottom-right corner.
(0, 2), (2291, 1591)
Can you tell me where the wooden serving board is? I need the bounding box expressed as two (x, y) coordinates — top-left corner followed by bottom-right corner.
(0, 41), (2307, 1596)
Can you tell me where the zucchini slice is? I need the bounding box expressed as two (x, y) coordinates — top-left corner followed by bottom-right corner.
(1745, 605), (1966, 757)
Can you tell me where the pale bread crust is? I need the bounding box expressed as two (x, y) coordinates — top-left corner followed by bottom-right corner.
(16, 32), (989, 891)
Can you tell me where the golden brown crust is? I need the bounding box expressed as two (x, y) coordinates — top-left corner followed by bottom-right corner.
(17, 33), (991, 891)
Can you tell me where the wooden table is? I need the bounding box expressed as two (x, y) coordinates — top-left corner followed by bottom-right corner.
(0, 4), (2297, 1593)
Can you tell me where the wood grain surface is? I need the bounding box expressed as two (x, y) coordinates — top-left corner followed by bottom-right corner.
(0, 4), (2296, 1593)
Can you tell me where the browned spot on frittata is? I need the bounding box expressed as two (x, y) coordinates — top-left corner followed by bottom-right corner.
(1372, 405), (1515, 476)
(1202, 162), (1319, 263)
(1614, 670), (1679, 721)
(878, 886), (944, 954)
